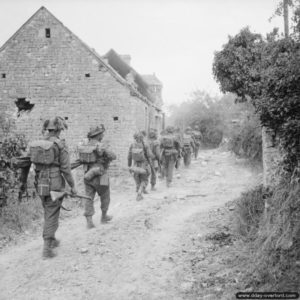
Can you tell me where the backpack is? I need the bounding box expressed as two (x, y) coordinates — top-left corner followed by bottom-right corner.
(183, 134), (192, 146)
(161, 134), (174, 148)
(29, 140), (56, 165)
(131, 142), (145, 162)
(194, 132), (202, 140)
(78, 145), (98, 164)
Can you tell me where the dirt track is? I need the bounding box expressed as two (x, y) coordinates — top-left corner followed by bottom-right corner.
(0, 149), (256, 300)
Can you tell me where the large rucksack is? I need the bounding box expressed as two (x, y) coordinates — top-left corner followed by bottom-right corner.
(194, 131), (202, 141)
(78, 144), (98, 163)
(29, 140), (56, 165)
(29, 140), (58, 196)
(131, 142), (146, 162)
(183, 134), (192, 146)
(161, 134), (175, 148)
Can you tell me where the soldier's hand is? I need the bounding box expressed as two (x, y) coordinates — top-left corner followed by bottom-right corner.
(71, 186), (78, 195)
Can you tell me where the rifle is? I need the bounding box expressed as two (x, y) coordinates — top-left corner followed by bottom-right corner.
(50, 191), (91, 211)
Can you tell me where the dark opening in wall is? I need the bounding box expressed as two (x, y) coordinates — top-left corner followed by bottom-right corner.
(113, 116), (119, 121)
(64, 117), (68, 120)
(45, 28), (51, 38)
(85, 73), (90, 78)
(1, 73), (6, 78)
(15, 98), (35, 117)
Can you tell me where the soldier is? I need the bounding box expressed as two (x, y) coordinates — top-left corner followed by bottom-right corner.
(128, 132), (153, 201)
(148, 129), (161, 191)
(25, 117), (77, 259)
(78, 125), (116, 228)
(174, 127), (183, 170)
(182, 127), (195, 167)
(193, 125), (203, 159)
(160, 126), (180, 187)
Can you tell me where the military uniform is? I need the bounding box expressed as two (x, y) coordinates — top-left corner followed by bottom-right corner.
(160, 126), (180, 187)
(182, 128), (195, 167)
(35, 136), (75, 240)
(174, 128), (183, 170)
(128, 133), (153, 200)
(193, 126), (203, 159)
(82, 125), (116, 227)
(27, 117), (76, 258)
(148, 130), (160, 190)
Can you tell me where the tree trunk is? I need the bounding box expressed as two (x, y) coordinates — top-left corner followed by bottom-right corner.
(284, 0), (289, 37)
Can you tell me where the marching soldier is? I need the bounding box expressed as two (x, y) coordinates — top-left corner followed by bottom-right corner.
(23, 116), (77, 259)
(78, 125), (116, 228)
(160, 126), (180, 187)
(148, 129), (160, 191)
(193, 125), (203, 159)
(182, 127), (195, 167)
(128, 132), (153, 201)
(174, 127), (183, 170)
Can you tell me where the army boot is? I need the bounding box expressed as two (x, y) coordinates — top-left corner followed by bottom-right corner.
(42, 239), (56, 259)
(101, 211), (113, 224)
(50, 238), (60, 249)
(136, 192), (143, 201)
(86, 216), (95, 229)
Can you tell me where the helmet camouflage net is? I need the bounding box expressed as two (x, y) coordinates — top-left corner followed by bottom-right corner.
(87, 124), (105, 138)
(43, 116), (68, 132)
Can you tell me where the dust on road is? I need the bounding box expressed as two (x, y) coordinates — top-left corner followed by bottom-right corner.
(0, 149), (257, 300)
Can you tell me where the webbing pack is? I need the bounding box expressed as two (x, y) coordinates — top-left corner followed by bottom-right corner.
(29, 140), (56, 165)
(132, 143), (145, 162)
(78, 145), (97, 164)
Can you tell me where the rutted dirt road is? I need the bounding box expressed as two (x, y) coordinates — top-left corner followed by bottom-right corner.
(0, 149), (257, 300)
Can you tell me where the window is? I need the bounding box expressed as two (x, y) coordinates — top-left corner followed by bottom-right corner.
(45, 28), (51, 38)
(64, 117), (68, 120)
(1, 73), (6, 78)
(113, 116), (119, 121)
(85, 73), (90, 78)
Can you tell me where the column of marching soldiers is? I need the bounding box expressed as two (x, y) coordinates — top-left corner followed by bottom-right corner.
(11, 116), (202, 259)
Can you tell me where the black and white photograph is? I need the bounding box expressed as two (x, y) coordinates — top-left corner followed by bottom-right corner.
(0, 0), (299, 299)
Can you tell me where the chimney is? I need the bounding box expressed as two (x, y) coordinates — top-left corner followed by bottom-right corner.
(120, 54), (131, 65)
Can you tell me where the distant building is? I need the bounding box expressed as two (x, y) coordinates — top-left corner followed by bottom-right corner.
(0, 7), (164, 172)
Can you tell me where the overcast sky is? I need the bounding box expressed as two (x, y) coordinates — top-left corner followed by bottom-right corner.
(0, 0), (284, 106)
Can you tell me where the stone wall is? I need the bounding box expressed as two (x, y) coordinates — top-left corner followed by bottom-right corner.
(0, 7), (162, 174)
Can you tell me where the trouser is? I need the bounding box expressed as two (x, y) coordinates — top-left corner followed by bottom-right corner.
(41, 195), (61, 241)
(134, 172), (149, 193)
(150, 161), (159, 187)
(162, 155), (176, 184)
(194, 144), (200, 159)
(84, 176), (110, 217)
(183, 148), (192, 166)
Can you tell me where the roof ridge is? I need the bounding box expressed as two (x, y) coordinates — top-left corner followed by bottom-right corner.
(0, 7), (159, 108)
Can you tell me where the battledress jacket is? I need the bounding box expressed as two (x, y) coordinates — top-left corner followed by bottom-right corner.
(127, 142), (153, 169)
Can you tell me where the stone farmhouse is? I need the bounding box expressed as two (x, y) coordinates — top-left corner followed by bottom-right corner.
(0, 7), (164, 172)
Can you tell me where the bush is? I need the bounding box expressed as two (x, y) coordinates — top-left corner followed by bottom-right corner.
(234, 185), (266, 239)
(228, 114), (262, 163)
(0, 196), (43, 237)
(236, 182), (300, 291)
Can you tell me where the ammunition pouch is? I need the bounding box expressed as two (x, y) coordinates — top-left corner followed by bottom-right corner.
(37, 169), (50, 196)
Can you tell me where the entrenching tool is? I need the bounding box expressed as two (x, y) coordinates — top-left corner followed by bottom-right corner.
(50, 191), (91, 211)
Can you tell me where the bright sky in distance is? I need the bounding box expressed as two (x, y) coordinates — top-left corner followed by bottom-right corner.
(0, 0), (284, 106)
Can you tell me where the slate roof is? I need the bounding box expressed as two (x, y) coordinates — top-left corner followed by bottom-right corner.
(141, 74), (162, 86)
(104, 49), (158, 104)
